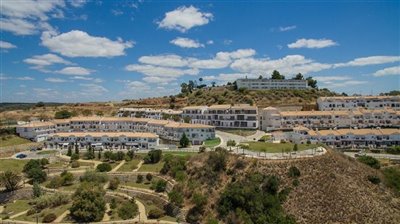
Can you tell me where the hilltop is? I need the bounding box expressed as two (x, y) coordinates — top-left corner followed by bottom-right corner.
(169, 149), (400, 223)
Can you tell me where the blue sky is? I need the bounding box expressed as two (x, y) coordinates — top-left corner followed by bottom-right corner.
(1, 0), (399, 103)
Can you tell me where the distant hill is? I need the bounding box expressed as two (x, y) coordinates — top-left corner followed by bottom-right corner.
(0, 102), (64, 112)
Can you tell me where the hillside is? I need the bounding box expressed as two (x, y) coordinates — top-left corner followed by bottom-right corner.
(0, 86), (339, 122)
(170, 150), (400, 223)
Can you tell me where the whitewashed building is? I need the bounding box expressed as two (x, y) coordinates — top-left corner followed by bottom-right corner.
(317, 95), (400, 111)
(117, 108), (182, 120)
(182, 104), (258, 129)
(290, 127), (400, 148)
(236, 78), (308, 90)
(16, 121), (56, 142)
(47, 132), (159, 150)
(261, 107), (400, 131)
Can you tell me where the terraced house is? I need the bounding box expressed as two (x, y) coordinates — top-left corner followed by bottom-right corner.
(16, 116), (215, 146)
(317, 95), (400, 111)
(182, 104), (259, 129)
(261, 107), (400, 131)
(117, 107), (182, 120)
(291, 126), (400, 148)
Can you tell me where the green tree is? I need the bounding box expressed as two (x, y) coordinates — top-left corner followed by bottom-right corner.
(136, 175), (144, 183)
(181, 83), (189, 95)
(293, 144), (298, 152)
(258, 75), (263, 79)
(306, 77), (318, 88)
(97, 150), (102, 160)
(108, 177), (120, 190)
(146, 173), (153, 182)
(61, 170), (74, 186)
(32, 182), (42, 197)
(271, 70), (285, 80)
(180, 133), (190, 148)
(118, 199), (138, 220)
(35, 101), (45, 107)
(67, 146), (72, 157)
(0, 170), (21, 191)
(28, 168), (47, 183)
(152, 180), (167, 192)
(23, 159), (41, 173)
(54, 110), (73, 119)
(70, 183), (106, 222)
(96, 163), (112, 172)
(294, 73), (304, 80)
(143, 150), (162, 164)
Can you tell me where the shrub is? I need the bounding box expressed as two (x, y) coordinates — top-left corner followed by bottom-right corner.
(118, 199), (138, 220)
(61, 171), (74, 185)
(367, 175), (381, 184)
(96, 163), (112, 172)
(40, 158), (49, 166)
(70, 183), (106, 222)
(357, 155), (380, 169)
(146, 173), (153, 182)
(207, 150), (227, 172)
(108, 177), (120, 190)
(42, 213), (57, 223)
(0, 171), (21, 192)
(70, 153), (79, 161)
(33, 182), (42, 198)
(110, 198), (117, 209)
(386, 146), (400, 155)
(115, 151), (125, 161)
(288, 166), (301, 178)
(143, 150), (162, 164)
(147, 208), (164, 219)
(292, 179), (300, 187)
(136, 175), (144, 183)
(34, 193), (70, 210)
(70, 161), (80, 168)
(27, 167), (47, 183)
(153, 180), (167, 192)
(199, 146), (206, 153)
(168, 187), (184, 207)
(23, 159), (41, 174)
(46, 176), (63, 189)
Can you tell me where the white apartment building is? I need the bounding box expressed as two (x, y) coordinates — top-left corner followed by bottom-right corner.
(182, 104), (258, 129)
(16, 121), (56, 142)
(17, 117), (215, 145)
(236, 78), (308, 90)
(317, 95), (400, 111)
(290, 127), (400, 148)
(261, 107), (400, 131)
(46, 132), (159, 150)
(117, 108), (182, 120)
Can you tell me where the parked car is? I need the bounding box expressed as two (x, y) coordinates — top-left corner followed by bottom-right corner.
(16, 153), (27, 159)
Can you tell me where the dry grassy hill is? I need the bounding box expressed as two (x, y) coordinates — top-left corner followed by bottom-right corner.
(177, 150), (400, 223)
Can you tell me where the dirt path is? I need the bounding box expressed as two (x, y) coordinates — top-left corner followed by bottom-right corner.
(54, 210), (69, 223)
(110, 160), (125, 173)
(133, 160), (144, 172)
(10, 209), (29, 219)
(102, 203), (111, 222)
(133, 199), (147, 222)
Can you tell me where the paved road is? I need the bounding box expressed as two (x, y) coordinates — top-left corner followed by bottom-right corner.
(344, 152), (400, 160)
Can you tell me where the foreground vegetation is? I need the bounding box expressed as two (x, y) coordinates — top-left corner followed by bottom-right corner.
(244, 142), (318, 153)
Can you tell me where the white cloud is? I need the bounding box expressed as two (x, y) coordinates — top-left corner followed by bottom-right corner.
(203, 73), (256, 84)
(69, 0), (86, 7)
(111, 9), (124, 16)
(0, 41), (16, 49)
(279, 25), (296, 32)
(45, 77), (68, 83)
(313, 76), (352, 82)
(158, 6), (213, 32)
(231, 55), (331, 75)
(223, 39), (233, 45)
(0, 0), (65, 35)
(142, 76), (177, 84)
(125, 64), (199, 77)
(24, 53), (71, 70)
(334, 56), (400, 68)
(373, 66), (400, 77)
(189, 49), (256, 69)
(79, 83), (108, 96)
(33, 88), (59, 97)
(16, 76), (35, 81)
(138, 54), (190, 67)
(56, 66), (94, 75)
(41, 30), (134, 57)
(288, 38), (338, 49)
(170, 37), (204, 48)
(314, 76), (367, 88)
(206, 40), (214, 45)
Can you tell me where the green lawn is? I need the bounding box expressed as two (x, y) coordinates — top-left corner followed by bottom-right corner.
(163, 151), (198, 157)
(0, 135), (31, 148)
(123, 181), (153, 190)
(138, 162), (165, 173)
(204, 138), (221, 147)
(137, 198), (176, 221)
(117, 159), (141, 172)
(244, 142), (318, 153)
(47, 160), (68, 168)
(0, 159), (28, 172)
(36, 150), (58, 155)
(218, 129), (257, 137)
(0, 199), (31, 219)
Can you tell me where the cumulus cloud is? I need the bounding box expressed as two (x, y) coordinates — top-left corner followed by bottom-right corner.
(288, 38), (338, 49)
(125, 64), (199, 77)
(203, 73), (256, 84)
(231, 55), (331, 76)
(373, 66), (400, 77)
(170, 37), (204, 48)
(24, 53), (72, 70)
(334, 56), (400, 68)
(79, 83), (108, 96)
(158, 6), (213, 32)
(0, 0), (65, 35)
(56, 66), (94, 75)
(45, 77), (68, 83)
(69, 0), (87, 8)
(16, 76), (35, 81)
(314, 76), (367, 88)
(138, 54), (190, 67)
(41, 30), (134, 57)
(190, 49), (256, 69)
(0, 41), (16, 49)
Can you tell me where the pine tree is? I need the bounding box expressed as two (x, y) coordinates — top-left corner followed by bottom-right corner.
(179, 133), (190, 148)
(98, 150), (102, 160)
(67, 146), (72, 157)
